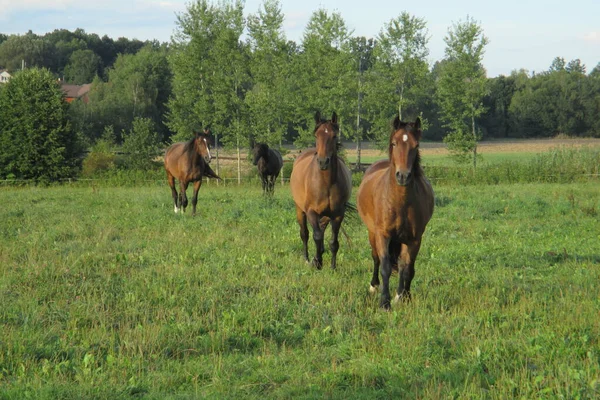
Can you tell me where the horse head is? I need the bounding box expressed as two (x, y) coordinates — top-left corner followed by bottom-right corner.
(252, 143), (269, 166)
(389, 116), (421, 186)
(314, 111), (339, 171)
(195, 132), (212, 164)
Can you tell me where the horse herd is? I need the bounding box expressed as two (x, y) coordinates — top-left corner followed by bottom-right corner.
(163, 111), (434, 309)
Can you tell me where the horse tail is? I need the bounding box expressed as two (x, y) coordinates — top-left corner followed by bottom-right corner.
(340, 201), (358, 247)
(203, 164), (223, 181)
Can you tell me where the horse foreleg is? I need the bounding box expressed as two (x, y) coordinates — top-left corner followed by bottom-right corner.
(167, 173), (179, 213)
(329, 215), (343, 270)
(375, 235), (392, 309)
(296, 207), (309, 263)
(269, 174), (277, 195)
(368, 231), (380, 294)
(191, 180), (202, 217)
(180, 180), (189, 212)
(261, 175), (268, 195)
(307, 211), (324, 270)
(395, 241), (421, 303)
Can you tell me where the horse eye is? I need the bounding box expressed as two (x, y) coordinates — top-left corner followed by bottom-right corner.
(392, 142), (397, 147)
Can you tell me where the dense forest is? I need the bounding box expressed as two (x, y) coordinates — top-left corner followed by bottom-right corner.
(1, 0), (599, 180)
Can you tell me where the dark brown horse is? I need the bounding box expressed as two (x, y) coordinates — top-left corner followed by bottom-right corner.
(164, 132), (221, 216)
(356, 116), (434, 309)
(290, 111), (352, 269)
(252, 143), (284, 195)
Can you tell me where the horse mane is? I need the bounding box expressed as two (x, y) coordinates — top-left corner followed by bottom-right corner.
(388, 121), (422, 178)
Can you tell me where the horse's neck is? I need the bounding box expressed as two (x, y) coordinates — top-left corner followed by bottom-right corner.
(385, 166), (411, 203)
(313, 153), (339, 185)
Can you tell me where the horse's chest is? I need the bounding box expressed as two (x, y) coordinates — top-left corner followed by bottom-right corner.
(386, 207), (418, 240)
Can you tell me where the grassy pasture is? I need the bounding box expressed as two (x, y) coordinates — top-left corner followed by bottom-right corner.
(1, 181), (599, 399)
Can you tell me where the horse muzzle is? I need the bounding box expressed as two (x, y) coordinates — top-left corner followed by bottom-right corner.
(318, 156), (331, 170)
(395, 170), (412, 186)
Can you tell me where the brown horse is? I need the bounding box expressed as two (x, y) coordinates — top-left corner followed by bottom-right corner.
(290, 111), (352, 269)
(252, 143), (284, 195)
(164, 132), (222, 216)
(356, 116), (434, 309)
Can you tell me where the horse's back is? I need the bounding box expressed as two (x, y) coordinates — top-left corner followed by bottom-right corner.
(268, 148), (284, 173)
(164, 142), (190, 179)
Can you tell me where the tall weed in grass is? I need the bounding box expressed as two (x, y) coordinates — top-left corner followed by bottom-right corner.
(426, 146), (600, 185)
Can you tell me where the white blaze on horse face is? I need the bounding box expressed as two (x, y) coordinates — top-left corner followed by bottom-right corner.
(402, 134), (408, 143)
(204, 138), (211, 160)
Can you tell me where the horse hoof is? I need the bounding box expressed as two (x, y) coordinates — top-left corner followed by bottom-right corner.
(369, 285), (379, 294)
(174, 206), (179, 213)
(312, 258), (322, 270)
(380, 301), (391, 310)
(393, 293), (401, 303)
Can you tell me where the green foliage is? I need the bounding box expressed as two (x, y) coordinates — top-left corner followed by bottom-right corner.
(436, 16), (488, 166)
(63, 49), (102, 84)
(81, 126), (117, 176)
(425, 146), (600, 185)
(0, 28), (150, 77)
(0, 182), (598, 397)
(509, 63), (589, 137)
(245, 0), (292, 148)
(0, 68), (81, 182)
(71, 45), (172, 143)
(121, 117), (162, 170)
(364, 12), (430, 149)
(291, 8), (355, 147)
(168, 0), (248, 148)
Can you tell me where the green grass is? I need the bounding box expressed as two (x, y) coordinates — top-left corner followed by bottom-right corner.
(1, 183), (599, 398)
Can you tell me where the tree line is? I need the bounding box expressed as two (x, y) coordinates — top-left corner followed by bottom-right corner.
(1, 0), (599, 181)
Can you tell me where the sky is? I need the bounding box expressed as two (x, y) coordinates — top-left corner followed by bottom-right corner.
(1, 0), (599, 77)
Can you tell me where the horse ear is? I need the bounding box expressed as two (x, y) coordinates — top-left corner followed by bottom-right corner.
(331, 112), (338, 124)
(393, 114), (402, 130)
(314, 111), (321, 125)
(414, 117), (422, 141)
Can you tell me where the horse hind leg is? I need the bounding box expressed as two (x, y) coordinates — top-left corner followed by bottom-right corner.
(307, 211), (325, 269)
(167, 173), (179, 213)
(329, 215), (343, 270)
(296, 206), (309, 263)
(191, 180), (202, 217)
(180, 180), (189, 212)
(368, 231), (380, 294)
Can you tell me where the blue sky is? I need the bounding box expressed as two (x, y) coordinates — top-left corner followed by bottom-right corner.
(1, 0), (599, 77)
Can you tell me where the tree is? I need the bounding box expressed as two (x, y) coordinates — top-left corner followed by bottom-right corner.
(0, 32), (50, 71)
(246, 0), (292, 148)
(71, 45), (172, 143)
(348, 36), (375, 168)
(0, 68), (81, 181)
(436, 16), (489, 167)
(168, 0), (249, 183)
(63, 49), (102, 84)
(291, 8), (354, 146)
(168, 0), (249, 141)
(121, 117), (162, 170)
(364, 12), (430, 148)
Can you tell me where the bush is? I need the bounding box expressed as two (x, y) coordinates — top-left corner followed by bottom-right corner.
(0, 68), (82, 182)
(82, 126), (117, 176)
(122, 117), (162, 170)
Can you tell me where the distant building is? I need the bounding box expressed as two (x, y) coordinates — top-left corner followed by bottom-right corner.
(61, 83), (92, 103)
(0, 70), (11, 84)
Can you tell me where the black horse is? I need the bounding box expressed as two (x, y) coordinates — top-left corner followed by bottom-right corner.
(252, 143), (284, 195)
